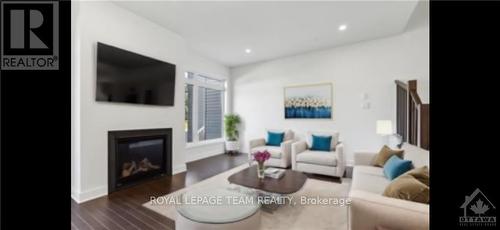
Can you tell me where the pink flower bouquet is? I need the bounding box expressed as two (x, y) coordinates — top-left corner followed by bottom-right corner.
(253, 150), (270, 178)
(253, 150), (271, 163)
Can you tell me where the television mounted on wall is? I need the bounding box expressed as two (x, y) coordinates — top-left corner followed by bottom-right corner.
(96, 42), (176, 106)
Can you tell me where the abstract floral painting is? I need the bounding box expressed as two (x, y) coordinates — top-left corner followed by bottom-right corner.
(284, 83), (332, 119)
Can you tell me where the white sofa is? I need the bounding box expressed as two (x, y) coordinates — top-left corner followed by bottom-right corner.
(249, 130), (294, 168)
(349, 143), (429, 230)
(291, 131), (345, 177)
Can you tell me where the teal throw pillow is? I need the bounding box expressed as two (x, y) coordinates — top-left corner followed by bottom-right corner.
(267, 132), (284, 146)
(383, 155), (413, 180)
(311, 135), (332, 151)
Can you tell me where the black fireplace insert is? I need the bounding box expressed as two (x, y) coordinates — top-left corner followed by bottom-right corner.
(108, 128), (172, 193)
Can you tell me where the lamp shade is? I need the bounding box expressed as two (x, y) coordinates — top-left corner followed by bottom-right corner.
(376, 120), (393, 135)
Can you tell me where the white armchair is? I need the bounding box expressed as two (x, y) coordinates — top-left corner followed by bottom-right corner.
(291, 131), (345, 178)
(248, 130), (294, 168)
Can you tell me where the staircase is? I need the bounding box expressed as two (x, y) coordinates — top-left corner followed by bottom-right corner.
(395, 80), (429, 150)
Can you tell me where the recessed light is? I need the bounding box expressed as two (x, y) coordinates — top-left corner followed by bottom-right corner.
(245, 48), (252, 53)
(338, 24), (347, 31)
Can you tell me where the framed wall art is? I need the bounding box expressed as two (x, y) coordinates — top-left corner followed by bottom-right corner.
(284, 83), (332, 119)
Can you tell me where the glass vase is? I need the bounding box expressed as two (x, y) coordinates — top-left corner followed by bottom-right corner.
(257, 162), (265, 179)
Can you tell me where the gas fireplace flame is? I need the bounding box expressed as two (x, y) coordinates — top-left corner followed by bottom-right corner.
(122, 158), (160, 178)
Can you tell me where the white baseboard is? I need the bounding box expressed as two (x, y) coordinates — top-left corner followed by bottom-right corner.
(186, 151), (223, 163)
(173, 163), (187, 174)
(185, 142), (225, 163)
(72, 164), (188, 204)
(71, 186), (107, 204)
(71, 186), (77, 201)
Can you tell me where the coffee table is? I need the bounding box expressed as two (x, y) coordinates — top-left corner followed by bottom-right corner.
(176, 188), (261, 229)
(228, 165), (307, 194)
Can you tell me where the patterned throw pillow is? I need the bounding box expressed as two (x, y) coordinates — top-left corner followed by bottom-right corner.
(402, 166), (429, 186)
(374, 145), (405, 167)
(383, 174), (430, 204)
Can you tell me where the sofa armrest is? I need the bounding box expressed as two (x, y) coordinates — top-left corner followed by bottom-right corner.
(335, 143), (345, 177)
(354, 152), (378, 166)
(249, 138), (266, 160)
(291, 141), (308, 170)
(280, 140), (294, 165)
(349, 190), (429, 230)
(249, 138), (266, 150)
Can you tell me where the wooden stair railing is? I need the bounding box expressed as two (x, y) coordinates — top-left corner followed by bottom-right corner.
(395, 80), (429, 150)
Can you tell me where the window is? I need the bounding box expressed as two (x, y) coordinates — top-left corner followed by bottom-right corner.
(185, 84), (193, 142)
(185, 72), (225, 144)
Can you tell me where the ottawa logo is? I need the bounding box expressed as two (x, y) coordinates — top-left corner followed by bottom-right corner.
(459, 188), (496, 227)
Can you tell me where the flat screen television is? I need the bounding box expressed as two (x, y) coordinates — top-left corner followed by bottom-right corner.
(96, 42), (176, 106)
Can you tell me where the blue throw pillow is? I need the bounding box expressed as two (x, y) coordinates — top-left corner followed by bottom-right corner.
(383, 155), (413, 180)
(267, 132), (284, 146)
(311, 135), (332, 151)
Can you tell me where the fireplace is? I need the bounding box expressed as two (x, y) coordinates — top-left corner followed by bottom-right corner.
(108, 128), (172, 193)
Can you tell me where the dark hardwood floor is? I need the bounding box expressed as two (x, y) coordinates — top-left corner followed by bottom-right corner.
(71, 153), (342, 230)
(71, 153), (248, 230)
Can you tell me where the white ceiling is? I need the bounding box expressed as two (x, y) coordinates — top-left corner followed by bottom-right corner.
(113, 1), (419, 67)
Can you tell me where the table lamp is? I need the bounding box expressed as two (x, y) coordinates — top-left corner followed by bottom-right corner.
(376, 120), (393, 146)
(376, 120), (393, 135)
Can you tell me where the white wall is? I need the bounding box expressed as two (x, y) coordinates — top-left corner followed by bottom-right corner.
(231, 12), (428, 164)
(71, 1), (229, 203)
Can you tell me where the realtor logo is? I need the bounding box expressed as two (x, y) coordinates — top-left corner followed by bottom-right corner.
(1, 1), (59, 70)
(459, 188), (496, 227)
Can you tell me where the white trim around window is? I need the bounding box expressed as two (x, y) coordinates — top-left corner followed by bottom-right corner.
(186, 138), (225, 149)
(185, 72), (226, 146)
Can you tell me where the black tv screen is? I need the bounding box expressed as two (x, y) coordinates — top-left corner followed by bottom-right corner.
(96, 43), (176, 106)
